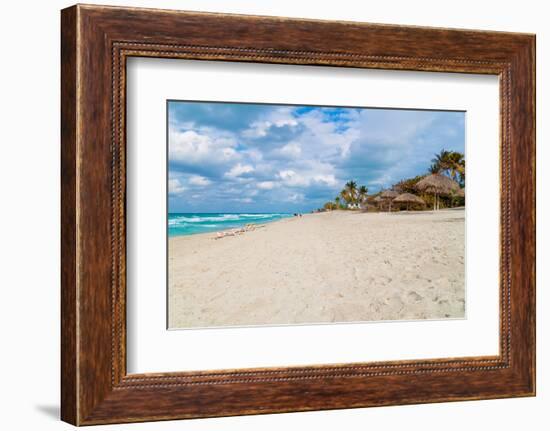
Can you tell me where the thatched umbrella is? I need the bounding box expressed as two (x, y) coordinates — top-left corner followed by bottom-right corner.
(393, 193), (425, 211)
(415, 174), (460, 210)
(380, 190), (399, 212)
(373, 195), (383, 210)
(366, 195), (377, 205)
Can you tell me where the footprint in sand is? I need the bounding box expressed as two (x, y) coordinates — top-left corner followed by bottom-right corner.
(408, 291), (423, 302)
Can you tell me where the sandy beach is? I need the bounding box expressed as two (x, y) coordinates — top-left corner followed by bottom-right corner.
(168, 209), (465, 329)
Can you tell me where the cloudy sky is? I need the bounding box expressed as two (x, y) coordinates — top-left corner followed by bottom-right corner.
(168, 101), (464, 213)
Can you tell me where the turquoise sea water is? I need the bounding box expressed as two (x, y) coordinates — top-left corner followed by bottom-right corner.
(168, 213), (293, 237)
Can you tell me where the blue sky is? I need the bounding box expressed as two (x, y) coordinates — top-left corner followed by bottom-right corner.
(168, 101), (465, 213)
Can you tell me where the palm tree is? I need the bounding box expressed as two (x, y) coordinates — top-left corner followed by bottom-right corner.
(394, 175), (425, 194)
(334, 196), (341, 209)
(448, 151), (465, 186)
(343, 180), (358, 205)
(428, 163), (440, 174)
(323, 201), (336, 211)
(431, 149), (465, 186)
(432, 150), (452, 172)
(442, 151), (464, 183)
(358, 185), (368, 208)
(339, 189), (349, 206)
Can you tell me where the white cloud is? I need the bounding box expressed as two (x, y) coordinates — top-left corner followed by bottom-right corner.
(222, 148), (237, 158)
(188, 175), (211, 186)
(243, 148), (263, 162)
(225, 163), (255, 178)
(313, 174), (337, 186)
(273, 117), (298, 128)
(297, 110), (358, 158)
(286, 193), (305, 203)
(168, 178), (185, 195)
(274, 142), (301, 158)
(242, 185), (260, 197)
(257, 181), (276, 190)
(278, 170), (309, 187)
(169, 129), (238, 164)
(277, 169), (337, 188)
(242, 121), (271, 138)
(242, 107), (298, 138)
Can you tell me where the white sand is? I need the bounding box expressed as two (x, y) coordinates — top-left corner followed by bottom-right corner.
(168, 209), (465, 328)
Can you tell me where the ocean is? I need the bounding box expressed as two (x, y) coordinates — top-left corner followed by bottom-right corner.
(168, 213), (294, 237)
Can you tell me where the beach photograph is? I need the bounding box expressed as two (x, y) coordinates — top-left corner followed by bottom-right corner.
(167, 101), (465, 329)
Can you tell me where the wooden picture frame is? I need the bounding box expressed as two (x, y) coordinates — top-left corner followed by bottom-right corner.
(61, 4), (535, 425)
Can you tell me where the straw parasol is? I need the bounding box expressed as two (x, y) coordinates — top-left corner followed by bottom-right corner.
(415, 174), (460, 210)
(393, 193), (425, 211)
(366, 194), (377, 205)
(380, 190), (399, 199)
(380, 190), (399, 212)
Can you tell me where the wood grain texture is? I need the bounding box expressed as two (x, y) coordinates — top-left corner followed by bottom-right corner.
(60, 4), (535, 425)
(60, 5), (78, 425)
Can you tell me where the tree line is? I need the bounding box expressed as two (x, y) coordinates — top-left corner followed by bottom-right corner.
(320, 149), (465, 212)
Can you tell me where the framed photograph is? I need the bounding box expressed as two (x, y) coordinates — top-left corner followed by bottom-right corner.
(61, 4), (535, 425)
